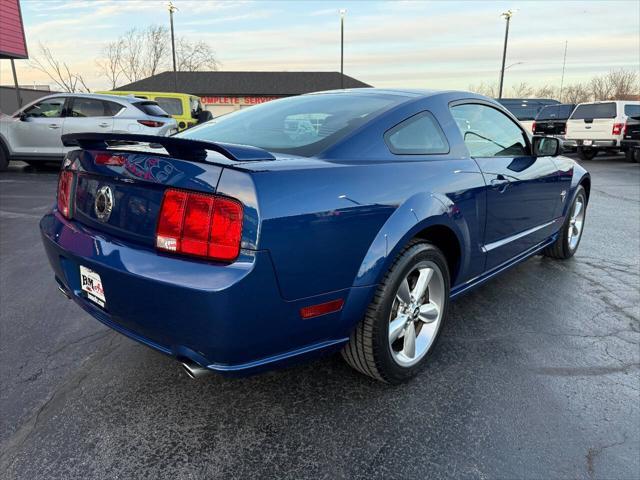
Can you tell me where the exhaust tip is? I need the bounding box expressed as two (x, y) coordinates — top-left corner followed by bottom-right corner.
(57, 284), (71, 299)
(181, 361), (211, 379)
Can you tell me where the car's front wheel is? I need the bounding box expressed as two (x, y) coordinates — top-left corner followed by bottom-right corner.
(542, 185), (587, 259)
(577, 147), (597, 160)
(342, 242), (450, 384)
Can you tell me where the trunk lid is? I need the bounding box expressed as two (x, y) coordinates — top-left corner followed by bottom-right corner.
(61, 133), (274, 248)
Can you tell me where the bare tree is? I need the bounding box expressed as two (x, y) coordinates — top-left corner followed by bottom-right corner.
(97, 39), (124, 90)
(562, 83), (591, 104)
(510, 82), (533, 98)
(119, 28), (146, 83)
(176, 38), (221, 72)
(588, 75), (613, 101)
(30, 43), (90, 92)
(535, 85), (558, 99)
(468, 81), (498, 97)
(603, 69), (639, 99)
(144, 25), (169, 77)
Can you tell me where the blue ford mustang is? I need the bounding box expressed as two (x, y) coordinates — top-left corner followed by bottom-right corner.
(40, 89), (590, 383)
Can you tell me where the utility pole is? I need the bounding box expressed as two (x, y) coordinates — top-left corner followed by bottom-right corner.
(559, 40), (568, 102)
(498, 9), (515, 99)
(168, 1), (178, 91)
(340, 9), (346, 89)
(10, 59), (22, 108)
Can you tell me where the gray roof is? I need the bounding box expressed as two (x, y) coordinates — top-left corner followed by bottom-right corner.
(116, 71), (372, 96)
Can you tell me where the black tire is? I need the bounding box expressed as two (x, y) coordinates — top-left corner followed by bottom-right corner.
(577, 147), (597, 160)
(625, 148), (640, 163)
(542, 185), (588, 259)
(342, 242), (450, 384)
(0, 144), (8, 172)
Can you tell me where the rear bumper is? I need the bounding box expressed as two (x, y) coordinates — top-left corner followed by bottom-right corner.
(40, 210), (372, 375)
(574, 139), (618, 148)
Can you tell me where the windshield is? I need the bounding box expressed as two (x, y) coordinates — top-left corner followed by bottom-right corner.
(536, 104), (575, 121)
(571, 102), (616, 119)
(176, 93), (404, 156)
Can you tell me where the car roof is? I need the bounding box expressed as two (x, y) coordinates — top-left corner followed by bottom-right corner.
(306, 87), (469, 99)
(38, 92), (152, 104)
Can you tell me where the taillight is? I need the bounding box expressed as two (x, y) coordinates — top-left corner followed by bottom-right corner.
(93, 152), (126, 166)
(156, 189), (243, 262)
(57, 170), (74, 218)
(531, 121), (536, 133)
(138, 120), (165, 128)
(623, 122), (629, 136)
(612, 123), (624, 135)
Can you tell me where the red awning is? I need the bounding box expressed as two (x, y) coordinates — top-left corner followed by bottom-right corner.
(0, 0), (28, 59)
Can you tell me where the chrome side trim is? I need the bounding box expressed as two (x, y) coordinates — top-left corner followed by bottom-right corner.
(481, 219), (559, 253)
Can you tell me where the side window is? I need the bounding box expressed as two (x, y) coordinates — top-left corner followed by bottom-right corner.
(22, 98), (65, 118)
(154, 97), (183, 116)
(104, 101), (125, 117)
(69, 98), (109, 117)
(451, 104), (528, 157)
(384, 111), (449, 155)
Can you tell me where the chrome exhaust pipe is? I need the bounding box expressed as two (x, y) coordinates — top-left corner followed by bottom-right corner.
(57, 284), (71, 299)
(181, 361), (212, 379)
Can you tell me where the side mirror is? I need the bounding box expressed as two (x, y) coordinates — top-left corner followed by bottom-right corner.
(18, 112), (28, 121)
(532, 135), (562, 157)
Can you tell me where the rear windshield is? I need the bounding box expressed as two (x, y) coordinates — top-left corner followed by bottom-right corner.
(134, 101), (170, 118)
(571, 102), (616, 119)
(176, 93), (404, 156)
(154, 97), (183, 116)
(625, 104), (640, 118)
(536, 104), (575, 121)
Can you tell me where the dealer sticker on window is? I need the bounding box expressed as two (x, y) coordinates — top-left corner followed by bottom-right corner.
(80, 265), (106, 308)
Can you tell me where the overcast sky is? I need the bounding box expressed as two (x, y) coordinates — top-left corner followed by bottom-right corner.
(1, 0), (639, 93)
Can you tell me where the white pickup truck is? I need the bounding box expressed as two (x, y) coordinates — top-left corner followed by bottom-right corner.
(566, 100), (640, 160)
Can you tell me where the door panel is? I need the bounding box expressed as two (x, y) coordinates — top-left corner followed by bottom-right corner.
(451, 102), (562, 270)
(475, 155), (561, 268)
(9, 97), (66, 156)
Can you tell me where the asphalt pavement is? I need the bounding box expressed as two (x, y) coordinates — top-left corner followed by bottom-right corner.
(1, 155), (638, 479)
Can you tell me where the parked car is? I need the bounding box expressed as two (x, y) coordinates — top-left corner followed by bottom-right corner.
(565, 100), (640, 160)
(622, 110), (640, 162)
(41, 89), (590, 384)
(497, 98), (560, 134)
(532, 103), (577, 149)
(0, 93), (178, 171)
(97, 91), (207, 131)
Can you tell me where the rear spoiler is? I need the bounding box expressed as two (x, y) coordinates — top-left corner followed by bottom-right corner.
(61, 133), (275, 162)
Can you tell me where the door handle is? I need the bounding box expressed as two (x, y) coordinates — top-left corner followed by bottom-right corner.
(99, 122), (110, 128)
(490, 174), (510, 192)
(48, 124), (61, 129)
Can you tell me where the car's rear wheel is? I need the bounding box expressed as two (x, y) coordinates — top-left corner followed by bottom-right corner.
(542, 185), (587, 259)
(342, 242), (450, 384)
(577, 147), (597, 160)
(625, 148), (640, 163)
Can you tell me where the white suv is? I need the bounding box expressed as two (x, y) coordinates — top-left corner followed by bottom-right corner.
(0, 93), (178, 171)
(566, 100), (640, 160)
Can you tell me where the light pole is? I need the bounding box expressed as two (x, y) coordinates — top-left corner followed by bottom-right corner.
(168, 1), (178, 91)
(559, 40), (568, 102)
(340, 9), (346, 89)
(498, 9), (515, 99)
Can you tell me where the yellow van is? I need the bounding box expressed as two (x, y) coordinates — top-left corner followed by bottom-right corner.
(96, 91), (210, 131)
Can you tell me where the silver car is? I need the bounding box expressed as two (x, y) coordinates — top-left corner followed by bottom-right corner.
(0, 93), (178, 170)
